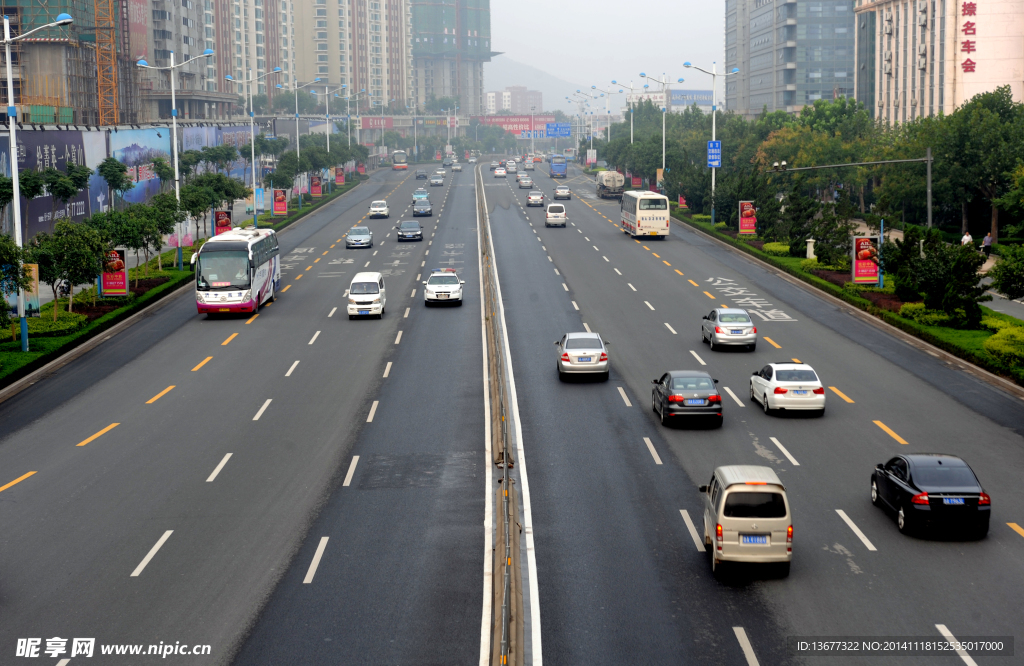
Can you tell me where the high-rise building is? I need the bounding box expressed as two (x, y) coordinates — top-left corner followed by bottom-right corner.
(725, 0), (856, 117)
(409, 0), (493, 115)
(294, 0), (411, 113)
(854, 0), (1023, 122)
(484, 86), (542, 114)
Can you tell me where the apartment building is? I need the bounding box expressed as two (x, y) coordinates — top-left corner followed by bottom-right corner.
(854, 0), (1023, 121)
(484, 86), (542, 114)
(725, 0), (856, 116)
(409, 0), (492, 115)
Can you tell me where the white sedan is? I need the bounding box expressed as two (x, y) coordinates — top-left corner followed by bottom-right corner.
(494, 167), (507, 177)
(368, 200), (389, 218)
(423, 268), (464, 305)
(749, 362), (826, 416)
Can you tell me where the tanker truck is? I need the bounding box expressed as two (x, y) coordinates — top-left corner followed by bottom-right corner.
(595, 170), (625, 199)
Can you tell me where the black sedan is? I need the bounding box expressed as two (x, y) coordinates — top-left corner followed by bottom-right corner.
(872, 454), (990, 537)
(396, 220), (423, 241)
(651, 370), (723, 427)
(415, 169), (428, 179)
(412, 200), (433, 217)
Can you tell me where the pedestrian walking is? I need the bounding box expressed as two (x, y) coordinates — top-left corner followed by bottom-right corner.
(961, 231), (973, 247)
(982, 232), (993, 258)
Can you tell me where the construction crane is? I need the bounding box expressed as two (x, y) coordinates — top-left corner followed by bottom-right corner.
(95, 0), (118, 125)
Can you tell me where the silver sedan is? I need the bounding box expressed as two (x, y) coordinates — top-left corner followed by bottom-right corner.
(701, 308), (757, 351)
(555, 332), (610, 381)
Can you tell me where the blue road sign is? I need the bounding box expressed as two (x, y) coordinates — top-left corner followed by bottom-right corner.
(546, 122), (571, 138)
(707, 140), (722, 168)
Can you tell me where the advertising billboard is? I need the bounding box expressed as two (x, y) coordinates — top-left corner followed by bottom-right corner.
(310, 176), (322, 198)
(126, 0), (149, 61)
(335, 168), (345, 185)
(361, 117), (394, 129)
(272, 189), (288, 216)
(255, 188), (265, 213)
(5, 263), (40, 318)
(214, 210), (233, 236)
(101, 250), (129, 297)
(109, 128), (172, 207)
(473, 115), (555, 132)
(738, 201), (757, 235)
(17, 130), (91, 239)
(853, 237), (880, 284)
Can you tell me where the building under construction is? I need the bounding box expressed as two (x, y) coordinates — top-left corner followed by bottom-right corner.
(0, 0), (141, 125)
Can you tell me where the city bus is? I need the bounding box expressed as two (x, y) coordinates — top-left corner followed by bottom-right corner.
(620, 190), (670, 239)
(550, 154), (567, 178)
(192, 227), (281, 315)
(392, 150), (409, 170)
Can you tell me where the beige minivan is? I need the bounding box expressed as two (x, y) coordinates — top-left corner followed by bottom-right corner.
(699, 465), (792, 577)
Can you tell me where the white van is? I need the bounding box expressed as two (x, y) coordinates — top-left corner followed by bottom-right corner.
(347, 271), (387, 319)
(545, 203), (567, 227)
(699, 465), (792, 578)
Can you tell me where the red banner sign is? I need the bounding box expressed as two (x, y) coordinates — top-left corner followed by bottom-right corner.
(361, 116), (394, 129)
(738, 201), (757, 235)
(631, 176), (641, 188)
(853, 237), (880, 283)
(214, 210), (233, 236)
(311, 176), (322, 198)
(272, 190), (288, 216)
(101, 250), (128, 296)
(335, 168), (345, 185)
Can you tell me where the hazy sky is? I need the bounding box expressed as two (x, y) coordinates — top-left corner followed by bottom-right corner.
(490, 0), (725, 97)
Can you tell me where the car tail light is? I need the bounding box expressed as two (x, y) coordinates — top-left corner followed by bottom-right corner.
(716, 523), (723, 551)
(774, 387), (788, 394)
(787, 525), (793, 552)
(715, 326), (724, 334)
(667, 394), (685, 403)
(752, 327), (757, 334)
(599, 352), (608, 362)
(560, 353), (570, 362)
(978, 492), (991, 505)
(911, 492), (929, 505)
(812, 387), (825, 394)
(708, 394), (721, 403)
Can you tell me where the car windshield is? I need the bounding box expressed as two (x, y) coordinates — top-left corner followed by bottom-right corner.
(549, 206), (564, 213)
(557, 187), (569, 191)
(671, 377), (715, 390)
(719, 313), (751, 323)
(372, 201), (386, 207)
(565, 336), (602, 350)
(415, 202), (430, 208)
(350, 227), (369, 235)
(552, 157), (566, 164)
(912, 465), (979, 488)
(723, 491), (787, 518)
(776, 369), (818, 382)
(428, 275), (460, 285)
(400, 222), (420, 229)
(530, 191), (543, 196)
(197, 251), (249, 290)
(639, 198), (668, 210)
(350, 281), (379, 294)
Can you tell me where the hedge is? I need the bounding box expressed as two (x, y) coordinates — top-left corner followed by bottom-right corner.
(984, 326), (1024, 366)
(671, 210), (1024, 387)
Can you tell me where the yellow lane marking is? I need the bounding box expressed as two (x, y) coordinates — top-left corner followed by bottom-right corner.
(322, 251), (329, 255)
(763, 337), (781, 349)
(295, 274), (303, 280)
(874, 420), (908, 445)
(635, 239), (641, 244)
(246, 314), (259, 324)
(192, 356), (213, 371)
(675, 269), (684, 276)
(663, 260), (671, 267)
(703, 291), (716, 299)
(0, 471), (36, 493)
(337, 238), (342, 242)
(281, 285), (291, 293)
(721, 304), (729, 308)
(305, 265), (312, 270)
(643, 245), (651, 251)
(146, 385), (176, 404)
(829, 387), (855, 403)
(652, 252), (660, 258)
(1008, 523), (1024, 539)
(688, 279), (699, 286)
(314, 258), (321, 263)
(330, 244), (336, 248)
(222, 333), (238, 346)
(77, 423), (120, 447)
(791, 358), (801, 363)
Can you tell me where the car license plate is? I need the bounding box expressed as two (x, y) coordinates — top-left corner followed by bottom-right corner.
(685, 398), (704, 405)
(742, 535), (768, 545)
(219, 308), (230, 312)
(731, 330), (743, 335)
(578, 357), (591, 363)
(358, 310), (369, 315)
(649, 231), (657, 235)
(943, 498), (965, 505)
(437, 293), (448, 299)
(792, 390), (808, 395)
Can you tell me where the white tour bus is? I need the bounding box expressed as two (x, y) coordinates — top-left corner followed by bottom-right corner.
(192, 227), (281, 315)
(620, 190), (671, 239)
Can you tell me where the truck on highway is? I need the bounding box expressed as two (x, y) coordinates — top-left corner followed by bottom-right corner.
(595, 170), (625, 199)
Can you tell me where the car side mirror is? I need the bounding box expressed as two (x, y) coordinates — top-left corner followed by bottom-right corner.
(713, 379), (719, 383)
(698, 485), (708, 493)
(752, 371), (759, 376)
(651, 379), (659, 384)
(604, 341), (610, 345)
(190, 253), (198, 266)
(876, 463), (884, 471)
(460, 280), (465, 284)
(422, 281), (427, 285)
(554, 341), (560, 345)
(702, 315), (707, 320)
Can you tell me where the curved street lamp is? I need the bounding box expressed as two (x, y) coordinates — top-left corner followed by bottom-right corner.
(683, 61), (740, 225)
(226, 65), (281, 226)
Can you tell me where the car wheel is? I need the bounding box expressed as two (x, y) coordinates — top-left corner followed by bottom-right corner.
(816, 408), (826, 418)
(701, 328), (707, 344)
(763, 395), (771, 415)
(777, 561), (791, 578)
(749, 383), (756, 401)
(457, 300), (464, 307)
(600, 371), (609, 382)
(659, 402), (669, 427)
(268, 282), (276, 302)
(348, 314), (354, 320)
(748, 343), (756, 352)
(557, 366), (565, 382)
(708, 337), (715, 351)
(704, 521), (712, 546)
(871, 480), (881, 506)
(897, 506), (913, 535)
(652, 392), (658, 413)
(712, 555), (727, 580)
(714, 416), (724, 429)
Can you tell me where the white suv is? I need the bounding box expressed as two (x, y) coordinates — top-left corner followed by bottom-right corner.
(368, 200), (389, 218)
(545, 203), (567, 227)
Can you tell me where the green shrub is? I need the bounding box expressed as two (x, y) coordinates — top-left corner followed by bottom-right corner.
(0, 303), (88, 341)
(762, 242), (790, 256)
(898, 302), (951, 326)
(713, 221), (727, 230)
(988, 244), (1024, 299)
(693, 214), (712, 224)
(981, 315), (1016, 332)
(983, 326), (1024, 367)
(800, 258), (846, 272)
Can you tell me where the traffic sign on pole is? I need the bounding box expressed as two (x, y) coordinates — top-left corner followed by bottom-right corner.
(707, 140), (722, 168)
(545, 122), (571, 138)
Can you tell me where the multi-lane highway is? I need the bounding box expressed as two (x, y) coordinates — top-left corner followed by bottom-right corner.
(2, 157), (1022, 665)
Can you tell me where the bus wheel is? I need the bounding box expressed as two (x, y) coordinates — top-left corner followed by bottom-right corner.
(269, 282), (276, 303)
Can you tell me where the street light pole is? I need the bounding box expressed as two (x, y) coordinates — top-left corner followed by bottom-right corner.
(228, 66), (281, 227)
(4, 12), (73, 350)
(683, 61), (739, 226)
(613, 80), (640, 144)
(530, 105), (535, 154)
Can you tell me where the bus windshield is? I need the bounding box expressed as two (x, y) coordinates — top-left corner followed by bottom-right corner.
(551, 157), (566, 164)
(393, 152), (408, 164)
(639, 198), (667, 210)
(197, 251), (250, 290)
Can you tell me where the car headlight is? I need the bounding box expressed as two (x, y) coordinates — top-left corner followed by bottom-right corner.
(372, 298), (381, 303)
(349, 298), (357, 304)
(242, 290), (251, 302)
(197, 293), (207, 303)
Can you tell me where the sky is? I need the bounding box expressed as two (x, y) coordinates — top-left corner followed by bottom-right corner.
(489, 0), (725, 107)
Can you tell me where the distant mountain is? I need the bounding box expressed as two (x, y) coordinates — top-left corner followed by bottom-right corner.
(483, 55), (583, 115)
